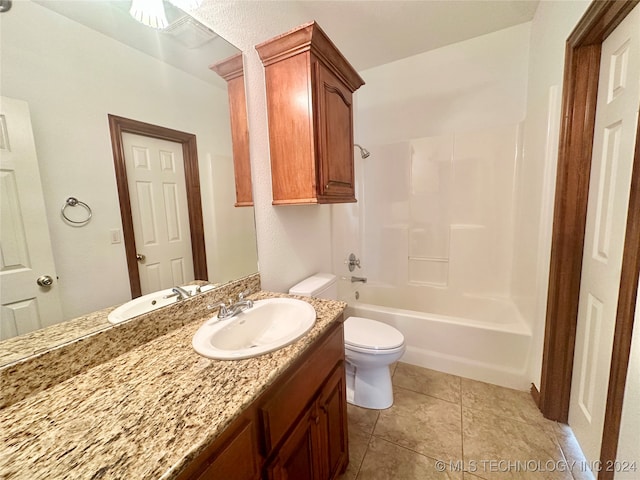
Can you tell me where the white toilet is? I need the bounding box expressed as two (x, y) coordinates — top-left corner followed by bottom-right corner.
(289, 273), (405, 409)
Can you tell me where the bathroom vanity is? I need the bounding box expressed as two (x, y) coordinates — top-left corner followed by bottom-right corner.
(179, 318), (347, 480)
(0, 289), (348, 480)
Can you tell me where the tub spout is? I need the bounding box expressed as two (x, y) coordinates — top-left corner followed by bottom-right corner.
(351, 276), (367, 283)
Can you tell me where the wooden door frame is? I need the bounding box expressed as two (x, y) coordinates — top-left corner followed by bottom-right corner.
(108, 114), (208, 298)
(539, 1), (639, 478)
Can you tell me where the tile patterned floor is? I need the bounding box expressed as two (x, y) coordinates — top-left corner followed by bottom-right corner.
(338, 362), (591, 480)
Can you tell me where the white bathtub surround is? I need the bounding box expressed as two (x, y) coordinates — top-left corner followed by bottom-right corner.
(338, 123), (528, 390)
(359, 124), (521, 298)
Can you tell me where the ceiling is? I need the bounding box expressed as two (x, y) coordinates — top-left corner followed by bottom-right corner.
(303, 0), (540, 71)
(196, 0), (541, 72)
(33, 0), (540, 83)
(33, 0), (240, 87)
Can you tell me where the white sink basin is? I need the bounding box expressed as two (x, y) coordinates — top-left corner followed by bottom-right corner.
(192, 298), (316, 360)
(108, 285), (203, 324)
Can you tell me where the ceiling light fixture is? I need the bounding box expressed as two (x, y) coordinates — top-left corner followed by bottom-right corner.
(130, 0), (168, 29)
(129, 0), (203, 30)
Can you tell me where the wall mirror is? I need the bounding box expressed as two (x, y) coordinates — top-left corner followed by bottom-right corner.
(0, 0), (257, 366)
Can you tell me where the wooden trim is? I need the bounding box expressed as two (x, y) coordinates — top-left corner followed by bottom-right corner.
(530, 383), (540, 407)
(210, 54), (254, 207)
(540, 1), (639, 478)
(599, 119), (640, 480)
(209, 52), (244, 81)
(255, 21), (364, 92)
(570, 1), (638, 46)
(540, 41), (601, 422)
(107, 114), (208, 298)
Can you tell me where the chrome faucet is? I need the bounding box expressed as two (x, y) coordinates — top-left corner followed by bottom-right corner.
(351, 276), (367, 283)
(211, 291), (254, 319)
(164, 286), (191, 301)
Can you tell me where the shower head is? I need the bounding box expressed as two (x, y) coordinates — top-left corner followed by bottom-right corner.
(354, 143), (370, 159)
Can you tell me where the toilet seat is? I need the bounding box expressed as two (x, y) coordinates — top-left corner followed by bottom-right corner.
(344, 316), (405, 353)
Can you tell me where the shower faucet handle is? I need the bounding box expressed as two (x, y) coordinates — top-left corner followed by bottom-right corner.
(346, 253), (361, 272)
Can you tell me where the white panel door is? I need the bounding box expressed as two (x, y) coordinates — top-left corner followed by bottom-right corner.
(0, 97), (63, 340)
(569, 4), (640, 471)
(122, 133), (194, 295)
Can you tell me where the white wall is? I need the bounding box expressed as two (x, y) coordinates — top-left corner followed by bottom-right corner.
(1, 1), (257, 319)
(512, 0), (591, 389)
(354, 23), (530, 146)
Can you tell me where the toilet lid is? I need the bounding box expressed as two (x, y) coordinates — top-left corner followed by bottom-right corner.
(344, 316), (404, 351)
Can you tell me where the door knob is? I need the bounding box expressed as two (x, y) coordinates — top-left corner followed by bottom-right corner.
(36, 275), (54, 287)
(136, 253), (146, 262)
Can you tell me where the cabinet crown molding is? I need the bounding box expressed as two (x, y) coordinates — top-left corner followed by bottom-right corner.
(255, 21), (365, 92)
(210, 52), (244, 81)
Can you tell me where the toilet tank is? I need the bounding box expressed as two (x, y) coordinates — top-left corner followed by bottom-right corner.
(289, 273), (338, 300)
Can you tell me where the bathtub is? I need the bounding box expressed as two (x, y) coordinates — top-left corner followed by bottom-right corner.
(341, 283), (532, 390)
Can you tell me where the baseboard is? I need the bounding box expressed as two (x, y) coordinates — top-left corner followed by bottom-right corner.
(530, 382), (541, 407)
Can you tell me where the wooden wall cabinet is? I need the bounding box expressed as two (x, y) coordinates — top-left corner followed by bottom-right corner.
(177, 319), (348, 480)
(256, 22), (365, 205)
(210, 53), (253, 207)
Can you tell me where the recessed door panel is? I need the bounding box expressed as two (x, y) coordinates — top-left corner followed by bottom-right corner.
(0, 170), (29, 270)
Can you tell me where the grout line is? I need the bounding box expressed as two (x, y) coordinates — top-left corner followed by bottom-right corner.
(369, 434), (461, 466)
(549, 423), (585, 480)
(460, 392), (465, 475)
(462, 402), (551, 430)
(370, 410), (381, 435)
(396, 387), (461, 406)
(352, 432), (373, 480)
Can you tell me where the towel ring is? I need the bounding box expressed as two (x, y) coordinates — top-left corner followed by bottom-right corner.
(61, 197), (92, 225)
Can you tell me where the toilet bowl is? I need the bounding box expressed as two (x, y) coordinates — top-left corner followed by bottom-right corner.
(289, 274), (405, 409)
(344, 316), (405, 409)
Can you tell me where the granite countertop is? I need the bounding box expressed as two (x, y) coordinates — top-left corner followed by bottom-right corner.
(0, 291), (346, 480)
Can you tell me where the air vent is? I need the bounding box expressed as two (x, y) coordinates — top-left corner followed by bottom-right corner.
(162, 15), (218, 49)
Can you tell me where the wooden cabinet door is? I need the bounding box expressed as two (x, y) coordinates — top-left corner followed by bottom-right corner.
(318, 363), (349, 479)
(314, 61), (356, 202)
(184, 417), (261, 480)
(210, 53), (253, 207)
(267, 407), (322, 480)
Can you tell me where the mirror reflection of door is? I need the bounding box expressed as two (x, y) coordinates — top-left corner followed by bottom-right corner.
(122, 133), (194, 294)
(109, 115), (208, 299)
(0, 97), (63, 340)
